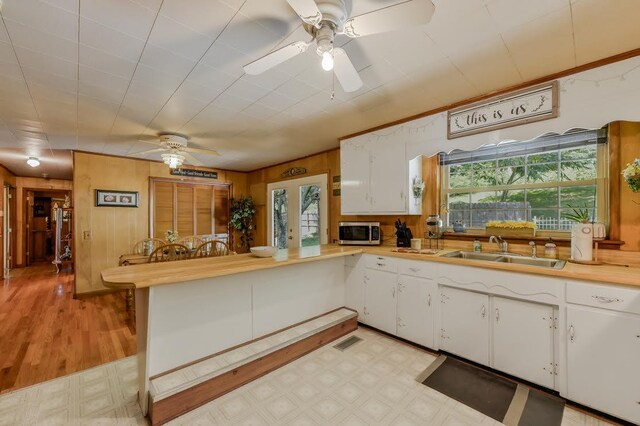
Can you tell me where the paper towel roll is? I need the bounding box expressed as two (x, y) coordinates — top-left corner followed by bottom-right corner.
(571, 223), (593, 261)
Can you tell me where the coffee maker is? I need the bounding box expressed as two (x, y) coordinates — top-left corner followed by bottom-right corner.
(425, 214), (443, 250)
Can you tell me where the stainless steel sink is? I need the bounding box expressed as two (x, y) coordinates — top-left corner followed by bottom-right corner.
(442, 251), (504, 261)
(495, 256), (565, 269)
(443, 250), (565, 269)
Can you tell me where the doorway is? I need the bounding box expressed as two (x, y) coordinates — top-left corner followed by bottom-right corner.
(24, 189), (71, 266)
(267, 174), (328, 249)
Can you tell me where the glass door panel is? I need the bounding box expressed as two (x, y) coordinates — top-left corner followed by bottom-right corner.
(272, 189), (289, 249)
(299, 184), (320, 247)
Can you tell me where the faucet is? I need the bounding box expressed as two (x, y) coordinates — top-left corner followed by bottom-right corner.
(489, 235), (508, 253)
(529, 241), (537, 258)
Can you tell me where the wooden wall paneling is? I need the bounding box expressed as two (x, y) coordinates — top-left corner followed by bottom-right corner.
(619, 121), (640, 251)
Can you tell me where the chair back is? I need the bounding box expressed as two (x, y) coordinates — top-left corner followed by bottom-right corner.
(193, 240), (232, 258)
(148, 244), (191, 263)
(177, 235), (204, 250)
(133, 238), (166, 255)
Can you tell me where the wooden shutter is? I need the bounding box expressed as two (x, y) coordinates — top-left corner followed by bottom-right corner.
(195, 186), (213, 235)
(176, 184), (194, 236)
(154, 182), (175, 238)
(214, 186), (230, 235)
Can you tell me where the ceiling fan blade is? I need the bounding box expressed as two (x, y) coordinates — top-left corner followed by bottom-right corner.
(128, 148), (165, 156)
(182, 152), (204, 167)
(184, 147), (220, 156)
(244, 41), (310, 75)
(343, 0), (435, 38)
(286, 0), (322, 26)
(333, 48), (363, 93)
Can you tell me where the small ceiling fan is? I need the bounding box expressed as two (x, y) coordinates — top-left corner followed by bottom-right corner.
(243, 0), (436, 92)
(129, 133), (220, 169)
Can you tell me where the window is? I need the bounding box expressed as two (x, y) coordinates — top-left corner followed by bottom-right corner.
(441, 129), (608, 232)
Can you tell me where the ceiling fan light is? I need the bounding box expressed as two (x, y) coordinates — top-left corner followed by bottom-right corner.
(161, 152), (185, 169)
(321, 51), (334, 71)
(27, 157), (40, 167)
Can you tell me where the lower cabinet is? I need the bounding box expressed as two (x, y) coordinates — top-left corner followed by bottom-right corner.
(567, 305), (640, 424)
(363, 268), (397, 335)
(397, 275), (437, 348)
(440, 286), (490, 366)
(492, 297), (555, 388)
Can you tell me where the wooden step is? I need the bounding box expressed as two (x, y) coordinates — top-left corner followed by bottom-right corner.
(148, 308), (358, 425)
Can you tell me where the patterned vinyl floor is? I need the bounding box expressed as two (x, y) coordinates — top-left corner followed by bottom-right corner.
(0, 327), (614, 425)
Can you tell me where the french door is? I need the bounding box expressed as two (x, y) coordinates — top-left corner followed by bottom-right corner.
(267, 174), (328, 249)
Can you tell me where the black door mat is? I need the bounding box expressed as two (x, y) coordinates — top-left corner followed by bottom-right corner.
(417, 355), (565, 426)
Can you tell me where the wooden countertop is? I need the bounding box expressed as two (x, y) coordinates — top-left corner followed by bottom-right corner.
(101, 245), (362, 289)
(102, 244), (640, 290)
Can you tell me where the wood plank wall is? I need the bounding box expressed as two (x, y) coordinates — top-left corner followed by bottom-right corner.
(73, 152), (248, 295)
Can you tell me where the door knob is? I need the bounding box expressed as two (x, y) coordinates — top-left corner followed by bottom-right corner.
(288, 236), (293, 240)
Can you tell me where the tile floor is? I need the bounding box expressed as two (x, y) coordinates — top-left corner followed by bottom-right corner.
(0, 327), (615, 425)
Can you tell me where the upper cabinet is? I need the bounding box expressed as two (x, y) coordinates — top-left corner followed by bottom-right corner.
(341, 136), (421, 215)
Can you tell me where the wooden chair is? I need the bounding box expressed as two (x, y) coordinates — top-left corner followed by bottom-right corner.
(148, 244), (191, 263)
(177, 235), (204, 251)
(132, 238), (166, 255)
(192, 240), (233, 258)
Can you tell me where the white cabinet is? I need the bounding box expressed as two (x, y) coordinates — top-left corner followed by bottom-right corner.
(344, 256), (365, 318)
(340, 137), (421, 215)
(363, 268), (397, 335)
(440, 286), (490, 366)
(397, 275), (437, 348)
(492, 297), (555, 388)
(567, 305), (640, 424)
(340, 140), (371, 215)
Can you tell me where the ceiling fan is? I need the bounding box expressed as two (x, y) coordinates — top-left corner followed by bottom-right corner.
(243, 0), (436, 92)
(129, 133), (220, 169)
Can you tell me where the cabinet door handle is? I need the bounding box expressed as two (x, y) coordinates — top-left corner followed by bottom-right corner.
(569, 325), (575, 342)
(592, 295), (623, 303)
(376, 262), (385, 267)
(392, 287), (396, 298)
(409, 267), (420, 273)
(427, 294), (431, 307)
(481, 305), (486, 318)
(495, 308), (500, 322)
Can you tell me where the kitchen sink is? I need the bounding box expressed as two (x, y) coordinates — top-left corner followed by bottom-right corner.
(495, 256), (565, 269)
(443, 250), (565, 269)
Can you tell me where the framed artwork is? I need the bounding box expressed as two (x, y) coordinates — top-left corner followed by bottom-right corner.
(95, 190), (139, 207)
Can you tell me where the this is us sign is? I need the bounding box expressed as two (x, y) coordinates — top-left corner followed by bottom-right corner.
(447, 81), (558, 139)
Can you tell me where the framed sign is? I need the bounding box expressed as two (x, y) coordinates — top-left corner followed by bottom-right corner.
(281, 167), (306, 178)
(95, 190), (139, 207)
(170, 168), (218, 179)
(448, 81), (558, 139)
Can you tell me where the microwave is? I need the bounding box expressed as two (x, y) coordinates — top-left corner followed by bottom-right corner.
(338, 222), (381, 245)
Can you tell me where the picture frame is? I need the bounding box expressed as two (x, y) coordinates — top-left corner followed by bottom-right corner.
(95, 190), (139, 208)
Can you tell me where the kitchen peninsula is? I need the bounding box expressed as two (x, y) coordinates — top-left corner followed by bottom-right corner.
(102, 244), (640, 424)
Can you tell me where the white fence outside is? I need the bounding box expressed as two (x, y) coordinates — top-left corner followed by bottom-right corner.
(533, 216), (574, 231)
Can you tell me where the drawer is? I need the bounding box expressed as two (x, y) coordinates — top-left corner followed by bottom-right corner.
(364, 255), (398, 273)
(566, 280), (640, 315)
(398, 259), (435, 280)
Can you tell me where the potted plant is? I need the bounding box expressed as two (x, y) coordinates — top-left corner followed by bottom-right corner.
(230, 196), (256, 252)
(622, 158), (640, 193)
(563, 205), (593, 261)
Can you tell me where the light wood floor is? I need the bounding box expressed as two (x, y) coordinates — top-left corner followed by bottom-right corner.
(0, 263), (136, 394)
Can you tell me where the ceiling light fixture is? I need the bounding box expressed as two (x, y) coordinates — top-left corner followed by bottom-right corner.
(27, 157), (40, 167)
(161, 152), (185, 169)
(321, 51), (334, 71)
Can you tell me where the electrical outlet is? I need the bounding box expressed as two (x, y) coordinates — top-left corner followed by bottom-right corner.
(83, 231), (91, 240)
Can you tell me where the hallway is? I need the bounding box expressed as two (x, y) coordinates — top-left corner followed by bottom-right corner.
(0, 263), (136, 394)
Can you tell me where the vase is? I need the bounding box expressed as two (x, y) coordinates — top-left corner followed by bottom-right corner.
(571, 223), (593, 261)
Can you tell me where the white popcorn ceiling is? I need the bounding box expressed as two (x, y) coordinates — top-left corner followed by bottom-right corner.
(0, 0), (639, 178)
